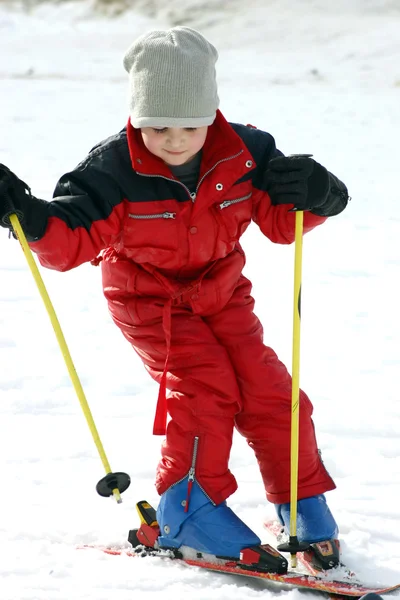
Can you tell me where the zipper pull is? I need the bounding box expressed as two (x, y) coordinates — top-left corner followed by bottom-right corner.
(184, 436), (199, 513)
(184, 468), (195, 513)
(163, 212), (176, 219)
(219, 200), (231, 210)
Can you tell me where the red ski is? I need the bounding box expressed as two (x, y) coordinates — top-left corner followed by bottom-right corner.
(79, 543), (400, 597)
(78, 501), (400, 598)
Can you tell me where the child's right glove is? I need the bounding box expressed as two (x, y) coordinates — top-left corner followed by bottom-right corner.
(0, 164), (49, 240)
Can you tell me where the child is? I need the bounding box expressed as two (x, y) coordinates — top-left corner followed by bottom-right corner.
(0, 27), (348, 566)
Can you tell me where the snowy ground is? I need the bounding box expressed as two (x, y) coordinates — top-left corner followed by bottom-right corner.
(0, 1), (399, 599)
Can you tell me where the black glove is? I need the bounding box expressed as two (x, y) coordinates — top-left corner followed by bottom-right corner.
(264, 155), (331, 212)
(0, 164), (49, 240)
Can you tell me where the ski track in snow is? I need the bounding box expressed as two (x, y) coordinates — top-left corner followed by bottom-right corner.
(0, 2), (399, 599)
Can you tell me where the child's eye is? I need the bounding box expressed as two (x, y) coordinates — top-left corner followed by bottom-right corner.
(153, 128), (168, 134)
(184, 128), (197, 132)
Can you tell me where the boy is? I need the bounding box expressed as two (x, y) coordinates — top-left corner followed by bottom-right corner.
(0, 27), (348, 565)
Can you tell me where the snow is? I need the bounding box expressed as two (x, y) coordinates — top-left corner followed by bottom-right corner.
(0, 1), (399, 598)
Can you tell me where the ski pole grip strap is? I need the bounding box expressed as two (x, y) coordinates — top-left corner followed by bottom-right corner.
(1, 193), (24, 227)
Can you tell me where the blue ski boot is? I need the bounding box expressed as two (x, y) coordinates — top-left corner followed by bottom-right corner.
(156, 478), (261, 558)
(276, 494), (340, 570)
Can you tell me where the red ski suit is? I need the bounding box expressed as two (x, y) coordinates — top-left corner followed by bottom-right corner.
(30, 111), (335, 504)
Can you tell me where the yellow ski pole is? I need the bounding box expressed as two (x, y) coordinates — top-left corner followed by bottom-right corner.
(277, 208), (311, 566)
(8, 212), (130, 503)
(289, 209), (305, 565)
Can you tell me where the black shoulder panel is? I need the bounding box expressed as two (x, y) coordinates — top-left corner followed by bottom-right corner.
(49, 129), (130, 231)
(229, 123), (282, 165)
(49, 127), (188, 231)
(229, 122), (283, 191)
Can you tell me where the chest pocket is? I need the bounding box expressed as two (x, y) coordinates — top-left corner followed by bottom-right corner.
(213, 192), (253, 242)
(122, 201), (179, 265)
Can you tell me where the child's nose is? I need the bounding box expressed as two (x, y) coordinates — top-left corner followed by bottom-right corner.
(167, 131), (185, 147)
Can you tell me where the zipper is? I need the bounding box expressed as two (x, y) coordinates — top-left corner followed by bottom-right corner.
(184, 436), (199, 513)
(128, 211), (176, 219)
(136, 149), (244, 203)
(135, 171), (192, 200)
(193, 150), (244, 202)
(219, 192), (252, 210)
(187, 437), (198, 482)
(179, 436), (216, 513)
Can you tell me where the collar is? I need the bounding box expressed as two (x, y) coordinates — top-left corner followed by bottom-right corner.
(126, 110), (252, 179)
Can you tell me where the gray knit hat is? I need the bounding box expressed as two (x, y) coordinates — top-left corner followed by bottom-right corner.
(123, 27), (219, 128)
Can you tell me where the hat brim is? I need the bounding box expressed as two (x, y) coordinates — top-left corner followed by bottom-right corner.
(130, 114), (216, 128)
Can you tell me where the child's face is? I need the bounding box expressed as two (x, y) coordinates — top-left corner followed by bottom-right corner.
(141, 126), (208, 166)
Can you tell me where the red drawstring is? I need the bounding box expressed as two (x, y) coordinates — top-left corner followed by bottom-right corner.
(90, 255), (103, 266)
(184, 479), (194, 513)
(151, 277), (204, 436)
(152, 299), (172, 435)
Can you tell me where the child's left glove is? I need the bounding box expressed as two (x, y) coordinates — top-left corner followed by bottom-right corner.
(264, 155), (349, 216)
